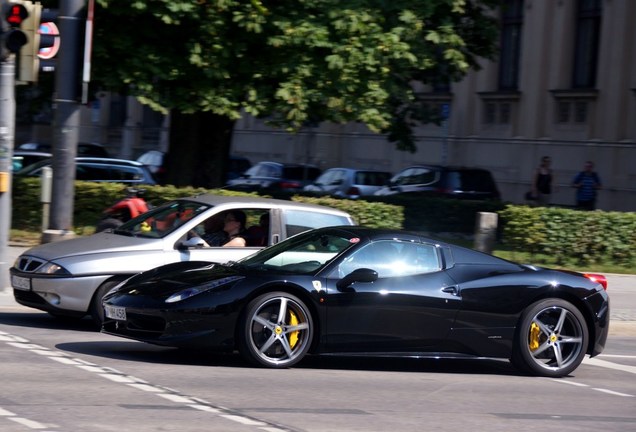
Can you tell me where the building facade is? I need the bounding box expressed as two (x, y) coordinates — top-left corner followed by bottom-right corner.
(18, 0), (635, 211)
(231, 0), (636, 211)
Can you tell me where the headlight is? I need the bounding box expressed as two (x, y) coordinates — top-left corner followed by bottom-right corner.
(165, 276), (243, 303)
(39, 262), (71, 275)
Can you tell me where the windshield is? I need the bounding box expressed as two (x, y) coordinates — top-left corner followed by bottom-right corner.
(238, 228), (358, 275)
(114, 200), (211, 238)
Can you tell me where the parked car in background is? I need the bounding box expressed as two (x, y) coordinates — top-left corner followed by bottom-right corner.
(374, 165), (500, 200)
(12, 151), (52, 171)
(136, 150), (166, 182)
(227, 155), (252, 181)
(225, 161), (321, 193)
(136, 151), (251, 184)
(16, 157), (157, 185)
(101, 225), (609, 378)
(304, 167), (392, 199)
(19, 142), (110, 157)
(11, 195), (355, 327)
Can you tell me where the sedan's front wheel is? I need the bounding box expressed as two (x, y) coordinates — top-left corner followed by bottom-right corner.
(512, 298), (588, 377)
(239, 292), (313, 368)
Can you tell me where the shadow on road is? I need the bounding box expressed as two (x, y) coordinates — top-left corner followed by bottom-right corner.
(0, 310), (97, 332)
(1, 310), (520, 376)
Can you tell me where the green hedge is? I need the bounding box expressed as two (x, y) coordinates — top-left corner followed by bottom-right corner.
(362, 194), (506, 234)
(499, 205), (636, 267)
(13, 179), (635, 268)
(11, 178), (403, 233)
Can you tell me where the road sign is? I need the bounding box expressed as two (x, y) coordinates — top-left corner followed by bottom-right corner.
(38, 21), (59, 59)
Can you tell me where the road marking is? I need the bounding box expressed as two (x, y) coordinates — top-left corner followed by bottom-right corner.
(551, 378), (634, 397)
(0, 407), (55, 431)
(1, 331), (291, 432)
(547, 357), (636, 397)
(9, 416), (48, 429)
(584, 356), (636, 375)
(552, 380), (588, 387)
(593, 388), (634, 397)
(599, 354), (636, 359)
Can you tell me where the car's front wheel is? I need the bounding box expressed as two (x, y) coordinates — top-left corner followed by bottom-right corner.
(238, 292), (313, 368)
(512, 298), (588, 377)
(90, 279), (125, 329)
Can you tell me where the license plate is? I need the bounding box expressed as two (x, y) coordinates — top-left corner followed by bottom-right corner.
(12, 275), (31, 291)
(104, 305), (126, 321)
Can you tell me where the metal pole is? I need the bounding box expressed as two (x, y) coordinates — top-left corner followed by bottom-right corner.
(43, 0), (86, 243)
(0, 51), (16, 290)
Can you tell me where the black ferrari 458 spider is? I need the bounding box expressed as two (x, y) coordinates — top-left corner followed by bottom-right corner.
(102, 226), (609, 377)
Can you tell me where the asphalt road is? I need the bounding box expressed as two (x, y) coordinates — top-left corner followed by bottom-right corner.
(1, 245), (635, 431)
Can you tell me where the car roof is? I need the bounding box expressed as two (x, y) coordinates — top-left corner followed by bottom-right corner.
(398, 164), (493, 173)
(253, 161), (319, 168)
(13, 150), (52, 157)
(20, 157), (146, 169)
(322, 167), (391, 174)
(180, 194), (352, 216)
(74, 157), (146, 166)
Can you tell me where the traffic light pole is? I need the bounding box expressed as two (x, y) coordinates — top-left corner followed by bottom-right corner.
(42, 0), (85, 243)
(0, 53), (15, 291)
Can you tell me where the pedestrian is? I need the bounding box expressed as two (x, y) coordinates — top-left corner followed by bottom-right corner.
(572, 161), (601, 210)
(532, 156), (553, 206)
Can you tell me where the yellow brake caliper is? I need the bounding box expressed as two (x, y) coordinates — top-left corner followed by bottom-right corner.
(288, 310), (299, 349)
(529, 322), (541, 351)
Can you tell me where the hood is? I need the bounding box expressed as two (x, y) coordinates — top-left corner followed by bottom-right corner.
(119, 261), (243, 298)
(21, 232), (162, 262)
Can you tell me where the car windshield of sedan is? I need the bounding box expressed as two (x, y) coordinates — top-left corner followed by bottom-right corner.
(238, 230), (357, 274)
(114, 200), (211, 238)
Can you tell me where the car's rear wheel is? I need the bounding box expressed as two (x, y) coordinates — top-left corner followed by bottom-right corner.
(239, 292), (313, 368)
(512, 298), (588, 377)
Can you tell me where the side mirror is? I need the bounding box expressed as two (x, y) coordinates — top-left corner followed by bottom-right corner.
(336, 268), (378, 291)
(179, 237), (206, 250)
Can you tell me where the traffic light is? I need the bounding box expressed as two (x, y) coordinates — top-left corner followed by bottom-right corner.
(16, 2), (59, 82)
(1, 1), (29, 59)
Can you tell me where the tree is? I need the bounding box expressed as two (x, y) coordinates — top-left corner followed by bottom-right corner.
(93, 0), (500, 187)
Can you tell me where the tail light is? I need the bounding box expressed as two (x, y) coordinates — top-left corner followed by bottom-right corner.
(584, 273), (607, 290)
(346, 187), (361, 196)
(278, 181), (302, 189)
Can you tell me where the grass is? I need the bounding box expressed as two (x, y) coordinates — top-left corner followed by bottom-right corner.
(10, 229), (634, 275)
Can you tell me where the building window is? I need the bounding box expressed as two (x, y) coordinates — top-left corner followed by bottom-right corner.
(499, 0), (524, 90)
(574, 101), (588, 123)
(485, 102), (497, 124)
(499, 103), (511, 124)
(557, 101), (570, 123)
(572, 0), (601, 88)
(555, 100), (589, 124)
(483, 101), (514, 125)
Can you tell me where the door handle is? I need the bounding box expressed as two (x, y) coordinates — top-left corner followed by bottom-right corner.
(442, 286), (459, 296)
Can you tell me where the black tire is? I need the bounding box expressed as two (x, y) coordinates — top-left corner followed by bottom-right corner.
(96, 218), (123, 233)
(238, 292), (313, 368)
(511, 298), (588, 377)
(90, 279), (125, 329)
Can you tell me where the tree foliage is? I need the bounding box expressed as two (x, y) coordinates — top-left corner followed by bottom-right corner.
(93, 0), (500, 185)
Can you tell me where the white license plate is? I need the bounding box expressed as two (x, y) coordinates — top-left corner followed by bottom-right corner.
(12, 275), (31, 291)
(104, 305), (126, 321)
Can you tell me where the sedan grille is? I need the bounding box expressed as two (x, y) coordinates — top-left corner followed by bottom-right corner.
(15, 256), (47, 273)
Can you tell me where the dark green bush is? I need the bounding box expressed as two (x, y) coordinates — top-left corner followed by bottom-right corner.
(499, 205), (636, 267)
(11, 178), (402, 233)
